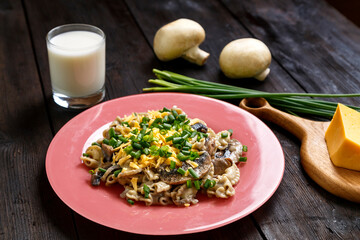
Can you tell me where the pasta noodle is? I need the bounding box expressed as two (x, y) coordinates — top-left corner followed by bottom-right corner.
(80, 106), (247, 206)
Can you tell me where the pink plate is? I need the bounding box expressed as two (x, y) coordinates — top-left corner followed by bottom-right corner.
(46, 93), (284, 235)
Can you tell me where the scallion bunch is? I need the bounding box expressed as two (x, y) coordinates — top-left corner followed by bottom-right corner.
(143, 69), (360, 119)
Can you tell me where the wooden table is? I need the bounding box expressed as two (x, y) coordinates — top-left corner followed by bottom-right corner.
(1, 0), (359, 239)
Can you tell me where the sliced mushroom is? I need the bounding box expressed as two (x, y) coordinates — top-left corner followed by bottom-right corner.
(91, 171), (104, 186)
(159, 152), (212, 185)
(101, 164), (121, 181)
(101, 143), (114, 162)
(227, 139), (243, 164)
(212, 151), (233, 176)
(191, 122), (208, 133)
(205, 137), (216, 157)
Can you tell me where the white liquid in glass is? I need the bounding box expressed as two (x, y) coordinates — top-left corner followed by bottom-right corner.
(47, 31), (105, 97)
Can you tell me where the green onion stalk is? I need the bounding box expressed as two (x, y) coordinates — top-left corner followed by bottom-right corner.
(143, 69), (360, 119)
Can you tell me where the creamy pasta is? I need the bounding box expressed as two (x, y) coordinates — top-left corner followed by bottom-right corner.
(81, 106), (247, 206)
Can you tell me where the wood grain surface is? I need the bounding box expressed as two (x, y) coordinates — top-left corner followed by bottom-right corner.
(1, 0), (359, 239)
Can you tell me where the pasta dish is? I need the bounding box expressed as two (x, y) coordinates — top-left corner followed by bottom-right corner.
(81, 106), (247, 206)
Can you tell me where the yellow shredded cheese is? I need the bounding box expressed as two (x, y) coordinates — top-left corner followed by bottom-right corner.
(129, 162), (139, 169)
(131, 177), (138, 192)
(186, 160), (199, 168)
(118, 155), (131, 165)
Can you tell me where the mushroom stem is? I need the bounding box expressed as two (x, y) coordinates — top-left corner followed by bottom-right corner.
(182, 46), (210, 66)
(254, 68), (270, 81)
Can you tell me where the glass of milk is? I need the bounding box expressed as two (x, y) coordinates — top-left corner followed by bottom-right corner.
(46, 24), (105, 109)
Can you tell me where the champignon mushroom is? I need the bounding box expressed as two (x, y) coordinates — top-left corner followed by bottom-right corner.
(212, 149), (233, 175)
(219, 38), (271, 81)
(159, 152), (212, 185)
(191, 122), (208, 133)
(101, 143), (114, 162)
(153, 18), (210, 66)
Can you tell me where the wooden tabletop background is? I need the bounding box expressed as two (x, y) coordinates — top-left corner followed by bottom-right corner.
(1, 0), (359, 239)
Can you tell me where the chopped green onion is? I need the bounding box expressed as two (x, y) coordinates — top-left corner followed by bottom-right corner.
(188, 167), (199, 179)
(114, 169), (122, 177)
(160, 129), (167, 135)
(243, 145), (248, 152)
(177, 168), (186, 175)
(98, 167), (107, 173)
(168, 114), (175, 122)
(182, 150), (190, 155)
(177, 152), (189, 161)
(119, 136), (128, 143)
(131, 128), (139, 134)
(173, 144), (182, 149)
(163, 123), (172, 130)
(186, 179), (192, 188)
(184, 141), (192, 148)
(193, 180), (201, 190)
(172, 137), (184, 144)
(190, 131), (197, 138)
(109, 127), (116, 138)
(171, 109), (179, 118)
(182, 146), (190, 151)
(141, 116), (150, 123)
(165, 151), (172, 158)
(221, 132), (228, 138)
(140, 141), (150, 148)
(91, 142), (101, 147)
(203, 179), (212, 189)
(239, 157), (247, 162)
(182, 133), (190, 140)
(161, 107), (171, 112)
(178, 114), (186, 122)
(142, 148), (150, 155)
(165, 136), (173, 142)
(127, 199), (134, 205)
(149, 145), (159, 155)
(89, 170), (95, 175)
(82, 153), (90, 157)
(170, 160), (176, 169)
(102, 139), (110, 145)
(124, 145), (133, 154)
(122, 121), (130, 127)
(210, 180), (216, 188)
(109, 138), (121, 148)
(132, 142), (143, 150)
(189, 151), (199, 160)
(228, 129), (233, 136)
(130, 150), (141, 159)
(143, 184), (150, 198)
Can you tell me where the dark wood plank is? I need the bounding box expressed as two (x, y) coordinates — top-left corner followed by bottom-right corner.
(0, 0), (77, 239)
(326, 0), (360, 27)
(221, 0), (360, 106)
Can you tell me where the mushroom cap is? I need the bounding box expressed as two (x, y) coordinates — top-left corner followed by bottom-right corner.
(153, 18), (206, 61)
(219, 38), (271, 79)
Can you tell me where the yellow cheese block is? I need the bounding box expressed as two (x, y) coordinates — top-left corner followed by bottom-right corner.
(325, 103), (360, 171)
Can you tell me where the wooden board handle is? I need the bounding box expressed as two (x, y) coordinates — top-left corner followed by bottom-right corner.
(239, 98), (316, 141)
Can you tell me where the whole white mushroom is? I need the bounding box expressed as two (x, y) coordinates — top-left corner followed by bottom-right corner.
(153, 18), (210, 66)
(219, 38), (271, 81)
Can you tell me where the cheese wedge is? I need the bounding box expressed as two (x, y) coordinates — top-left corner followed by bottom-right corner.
(325, 103), (360, 171)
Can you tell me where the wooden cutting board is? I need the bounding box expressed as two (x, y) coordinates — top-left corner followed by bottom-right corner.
(239, 98), (360, 203)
